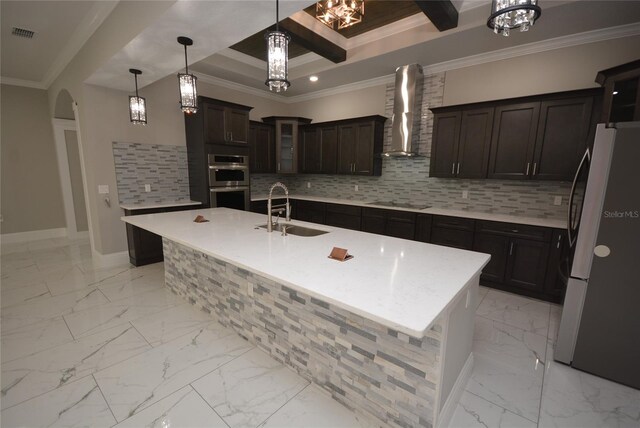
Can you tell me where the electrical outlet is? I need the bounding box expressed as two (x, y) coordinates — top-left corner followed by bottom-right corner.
(98, 185), (109, 194)
(354, 185), (359, 191)
(462, 190), (469, 199)
(306, 182), (311, 189)
(554, 196), (563, 206)
(145, 184), (151, 192)
(247, 283), (254, 297)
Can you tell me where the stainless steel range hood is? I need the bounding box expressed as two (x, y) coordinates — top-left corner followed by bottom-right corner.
(383, 64), (424, 157)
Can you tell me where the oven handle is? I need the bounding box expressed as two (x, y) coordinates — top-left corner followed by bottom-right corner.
(210, 186), (250, 193)
(208, 164), (249, 170)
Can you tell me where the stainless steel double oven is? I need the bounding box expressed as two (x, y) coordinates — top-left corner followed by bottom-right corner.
(208, 153), (250, 211)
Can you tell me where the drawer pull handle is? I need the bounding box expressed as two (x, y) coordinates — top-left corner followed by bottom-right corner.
(509, 242), (514, 256)
(511, 229), (519, 233)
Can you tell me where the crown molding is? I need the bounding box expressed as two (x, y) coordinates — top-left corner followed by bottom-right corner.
(283, 74), (395, 103)
(41, 1), (118, 88)
(424, 22), (640, 75)
(346, 14), (430, 49)
(0, 76), (47, 89)
(194, 72), (285, 103)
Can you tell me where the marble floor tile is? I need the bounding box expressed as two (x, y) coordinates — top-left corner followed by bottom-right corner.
(476, 289), (550, 336)
(1, 324), (150, 410)
(98, 267), (166, 302)
(193, 347), (310, 428)
(45, 264), (132, 296)
(0, 252), (37, 273)
(465, 316), (547, 423)
(63, 288), (184, 338)
(477, 285), (490, 307)
(548, 304), (562, 344)
(0, 242), (30, 255)
(94, 322), (252, 422)
(449, 390), (537, 428)
(0, 263), (48, 290)
(0, 287), (110, 333)
(131, 303), (214, 347)
(0, 375), (116, 428)
(539, 340), (640, 428)
(1, 316), (74, 363)
(1, 281), (50, 308)
(259, 384), (372, 428)
(114, 386), (228, 428)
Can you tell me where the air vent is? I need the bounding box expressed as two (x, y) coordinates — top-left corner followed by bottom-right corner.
(12, 27), (36, 39)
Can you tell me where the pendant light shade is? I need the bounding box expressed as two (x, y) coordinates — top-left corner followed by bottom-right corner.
(487, 0), (541, 36)
(265, 0), (290, 92)
(177, 36), (198, 114)
(128, 68), (147, 125)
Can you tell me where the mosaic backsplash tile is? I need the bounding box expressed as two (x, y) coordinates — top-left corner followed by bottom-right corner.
(112, 142), (189, 204)
(251, 72), (571, 220)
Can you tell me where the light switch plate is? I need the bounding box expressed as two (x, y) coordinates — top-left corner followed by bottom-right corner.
(145, 184), (151, 192)
(554, 196), (562, 206)
(462, 190), (469, 199)
(98, 185), (109, 194)
(306, 182), (311, 189)
(354, 185), (359, 191)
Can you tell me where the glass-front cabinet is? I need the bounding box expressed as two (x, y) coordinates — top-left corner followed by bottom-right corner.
(596, 59), (640, 123)
(262, 116), (312, 174)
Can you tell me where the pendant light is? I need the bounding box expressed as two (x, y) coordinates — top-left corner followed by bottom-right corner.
(265, 0), (290, 92)
(177, 36), (198, 114)
(487, 0), (541, 36)
(128, 68), (147, 125)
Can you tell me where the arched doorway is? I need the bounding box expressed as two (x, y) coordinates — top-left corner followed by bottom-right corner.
(52, 89), (91, 245)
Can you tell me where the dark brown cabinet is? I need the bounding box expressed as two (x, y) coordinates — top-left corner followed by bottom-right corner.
(544, 229), (570, 301)
(430, 215), (475, 250)
(299, 126), (322, 174)
(319, 125), (338, 174)
(474, 233), (509, 284)
(506, 238), (550, 293)
(488, 102), (541, 180)
(294, 200), (326, 224)
(262, 117), (312, 174)
(532, 97), (594, 181)
(430, 108), (493, 178)
(325, 203), (361, 231)
(361, 208), (416, 240)
(337, 116), (386, 176)
(201, 99), (251, 145)
(249, 121), (275, 173)
(414, 214), (433, 243)
(596, 59), (640, 123)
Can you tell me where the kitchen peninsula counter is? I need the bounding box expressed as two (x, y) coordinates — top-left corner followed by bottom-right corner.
(122, 207), (490, 427)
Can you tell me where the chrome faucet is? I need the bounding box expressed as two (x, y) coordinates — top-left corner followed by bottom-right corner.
(267, 182), (290, 232)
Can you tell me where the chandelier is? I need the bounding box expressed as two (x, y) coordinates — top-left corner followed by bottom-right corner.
(177, 36), (198, 114)
(265, 0), (290, 92)
(487, 0), (541, 36)
(316, 0), (364, 30)
(128, 68), (147, 125)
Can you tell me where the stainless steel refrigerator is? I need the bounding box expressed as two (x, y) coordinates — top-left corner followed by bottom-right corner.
(555, 122), (640, 390)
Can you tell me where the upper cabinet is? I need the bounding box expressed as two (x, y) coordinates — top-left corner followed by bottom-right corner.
(431, 108), (493, 178)
(262, 117), (312, 174)
(431, 89), (600, 181)
(249, 121), (275, 173)
(299, 125), (322, 174)
(200, 97), (252, 145)
(596, 59), (640, 123)
(337, 116), (386, 176)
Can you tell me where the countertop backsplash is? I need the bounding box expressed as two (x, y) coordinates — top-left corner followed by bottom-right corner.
(112, 142), (190, 204)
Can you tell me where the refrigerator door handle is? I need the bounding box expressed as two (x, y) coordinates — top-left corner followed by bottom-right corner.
(568, 148), (590, 247)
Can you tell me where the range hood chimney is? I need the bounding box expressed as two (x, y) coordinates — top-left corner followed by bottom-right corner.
(383, 64), (424, 157)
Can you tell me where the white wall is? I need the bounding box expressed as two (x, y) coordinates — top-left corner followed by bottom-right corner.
(442, 35), (640, 106)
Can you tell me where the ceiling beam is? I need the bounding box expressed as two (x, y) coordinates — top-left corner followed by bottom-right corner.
(279, 18), (347, 63)
(414, 1), (458, 32)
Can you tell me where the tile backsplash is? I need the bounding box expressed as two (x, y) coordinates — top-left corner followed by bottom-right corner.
(251, 72), (572, 220)
(112, 142), (189, 204)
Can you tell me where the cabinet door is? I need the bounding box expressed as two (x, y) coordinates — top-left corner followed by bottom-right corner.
(337, 124), (356, 174)
(431, 227), (474, 250)
(544, 229), (570, 302)
(415, 214), (433, 243)
(533, 97), (593, 181)
(505, 238), (549, 292)
(474, 233), (509, 284)
(488, 102), (540, 179)
(203, 103), (227, 144)
(430, 111), (461, 178)
(249, 124), (274, 173)
(226, 108), (249, 143)
(276, 121), (297, 173)
(457, 108), (493, 179)
(354, 122), (374, 175)
(299, 127), (321, 174)
(295, 200), (325, 224)
(319, 125), (338, 174)
(361, 208), (386, 235)
(249, 124), (259, 171)
(385, 211), (416, 240)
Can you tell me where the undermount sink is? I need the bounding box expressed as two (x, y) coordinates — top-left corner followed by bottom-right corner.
(257, 223), (329, 237)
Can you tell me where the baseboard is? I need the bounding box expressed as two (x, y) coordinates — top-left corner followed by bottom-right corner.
(0, 227), (67, 244)
(436, 353), (474, 428)
(68, 230), (90, 240)
(90, 250), (130, 268)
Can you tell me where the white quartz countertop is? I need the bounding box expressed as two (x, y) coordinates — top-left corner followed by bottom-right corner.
(122, 208), (490, 337)
(251, 194), (567, 229)
(120, 200), (202, 211)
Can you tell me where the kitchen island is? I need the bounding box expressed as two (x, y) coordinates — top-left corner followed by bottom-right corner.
(122, 207), (490, 428)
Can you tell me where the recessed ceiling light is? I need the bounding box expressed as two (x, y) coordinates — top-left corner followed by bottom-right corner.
(613, 91), (619, 95)
(309, 75), (319, 82)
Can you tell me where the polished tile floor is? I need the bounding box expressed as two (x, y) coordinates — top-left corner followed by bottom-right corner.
(1, 238), (639, 427)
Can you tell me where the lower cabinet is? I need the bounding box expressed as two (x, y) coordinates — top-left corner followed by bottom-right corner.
(294, 200), (326, 224)
(430, 215), (475, 250)
(124, 205), (195, 267)
(544, 229), (571, 302)
(361, 208), (416, 240)
(324, 203), (361, 231)
(473, 233), (509, 284)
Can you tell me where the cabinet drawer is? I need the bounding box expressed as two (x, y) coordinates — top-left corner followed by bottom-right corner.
(431, 227), (474, 250)
(432, 215), (475, 231)
(362, 207), (386, 218)
(325, 203), (362, 216)
(476, 220), (551, 242)
(325, 212), (361, 231)
(386, 210), (416, 223)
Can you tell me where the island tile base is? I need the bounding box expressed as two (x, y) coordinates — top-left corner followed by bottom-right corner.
(163, 239), (474, 428)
